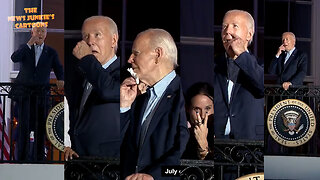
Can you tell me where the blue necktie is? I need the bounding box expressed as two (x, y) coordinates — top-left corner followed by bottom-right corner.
(284, 51), (290, 65)
(141, 87), (157, 125)
(35, 45), (41, 66)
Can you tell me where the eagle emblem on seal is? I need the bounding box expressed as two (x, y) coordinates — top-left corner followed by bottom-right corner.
(281, 110), (304, 135)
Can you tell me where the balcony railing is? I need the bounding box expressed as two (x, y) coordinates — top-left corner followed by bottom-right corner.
(65, 157), (120, 180)
(213, 139), (264, 180)
(64, 139), (264, 180)
(0, 82), (64, 163)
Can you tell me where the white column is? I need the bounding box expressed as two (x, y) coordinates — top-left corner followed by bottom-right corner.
(0, 0), (14, 138)
(0, 0), (14, 82)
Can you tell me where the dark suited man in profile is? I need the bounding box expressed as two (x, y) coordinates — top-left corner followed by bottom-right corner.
(64, 16), (120, 160)
(269, 32), (308, 90)
(9, 22), (64, 160)
(120, 29), (189, 179)
(213, 10), (264, 140)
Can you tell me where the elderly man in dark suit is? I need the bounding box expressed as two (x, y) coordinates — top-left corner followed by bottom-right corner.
(269, 32), (308, 90)
(9, 22), (64, 160)
(120, 29), (189, 179)
(213, 10), (264, 140)
(64, 16), (121, 160)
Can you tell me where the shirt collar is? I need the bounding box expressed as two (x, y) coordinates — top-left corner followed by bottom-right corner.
(287, 47), (296, 56)
(35, 43), (44, 49)
(102, 55), (117, 69)
(150, 70), (176, 98)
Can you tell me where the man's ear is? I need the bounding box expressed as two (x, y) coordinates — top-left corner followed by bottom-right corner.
(246, 29), (253, 42)
(111, 33), (118, 48)
(154, 47), (163, 64)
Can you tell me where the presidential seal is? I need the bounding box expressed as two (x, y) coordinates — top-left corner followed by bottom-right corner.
(46, 102), (64, 151)
(267, 99), (316, 147)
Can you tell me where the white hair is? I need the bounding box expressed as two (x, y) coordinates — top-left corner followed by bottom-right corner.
(282, 32), (296, 42)
(137, 28), (178, 68)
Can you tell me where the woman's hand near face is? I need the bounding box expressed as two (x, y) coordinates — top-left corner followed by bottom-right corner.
(193, 112), (209, 150)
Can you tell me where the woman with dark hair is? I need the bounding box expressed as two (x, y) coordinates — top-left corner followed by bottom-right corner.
(182, 82), (214, 160)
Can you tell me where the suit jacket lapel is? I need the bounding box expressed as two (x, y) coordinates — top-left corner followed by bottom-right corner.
(217, 73), (229, 105)
(75, 79), (92, 127)
(31, 44), (36, 55)
(106, 57), (120, 72)
(80, 58), (119, 110)
(230, 83), (240, 105)
(30, 45), (36, 66)
(76, 58), (120, 125)
(81, 80), (93, 106)
(283, 49), (297, 71)
(139, 76), (179, 149)
(143, 92), (174, 145)
(279, 53), (285, 73)
(216, 58), (229, 106)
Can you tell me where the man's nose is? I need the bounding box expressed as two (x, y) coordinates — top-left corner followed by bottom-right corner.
(87, 35), (95, 46)
(128, 54), (134, 64)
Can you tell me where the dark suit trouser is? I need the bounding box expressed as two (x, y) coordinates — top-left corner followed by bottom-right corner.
(15, 94), (47, 161)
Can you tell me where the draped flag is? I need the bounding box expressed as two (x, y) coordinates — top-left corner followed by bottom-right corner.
(0, 98), (10, 160)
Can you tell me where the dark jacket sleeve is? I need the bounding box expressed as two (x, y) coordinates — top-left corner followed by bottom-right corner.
(11, 44), (32, 63)
(234, 52), (264, 98)
(120, 110), (131, 141)
(269, 56), (281, 75)
(78, 54), (120, 101)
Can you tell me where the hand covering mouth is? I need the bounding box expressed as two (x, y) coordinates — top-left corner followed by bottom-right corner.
(127, 67), (140, 84)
